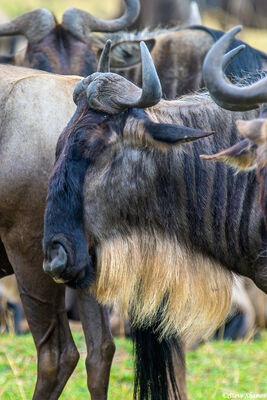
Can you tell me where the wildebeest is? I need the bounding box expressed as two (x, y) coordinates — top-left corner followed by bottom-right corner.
(0, 64), (119, 400)
(207, 0), (267, 29)
(0, 275), (25, 334)
(118, 0), (201, 30)
(201, 25), (267, 229)
(43, 40), (266, 398)
(0, 8), (267, 99)
(0, 1), (140, 75)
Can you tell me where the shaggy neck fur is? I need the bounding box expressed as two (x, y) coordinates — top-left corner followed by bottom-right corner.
(93, 230), (233, 343)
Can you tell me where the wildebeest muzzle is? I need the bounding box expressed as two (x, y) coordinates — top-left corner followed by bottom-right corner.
(43, 233), (94, 289)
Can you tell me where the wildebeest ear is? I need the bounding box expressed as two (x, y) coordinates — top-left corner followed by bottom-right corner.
(200, 139), (257, 170)
(106, 39), (155, 69)
(144, 119), (214, 145)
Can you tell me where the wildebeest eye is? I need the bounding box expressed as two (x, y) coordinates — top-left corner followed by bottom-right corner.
(122, 49), (131, 59)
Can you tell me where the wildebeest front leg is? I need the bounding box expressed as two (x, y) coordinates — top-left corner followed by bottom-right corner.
(171, 341), (188, 400)
(77, 290), (115, 400)
(2, 238), (79, 400)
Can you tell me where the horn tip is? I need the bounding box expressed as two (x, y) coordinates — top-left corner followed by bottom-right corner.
(233, 25), (243, 34)
(201, 130), (215, 138)
(205, 130), (215, 136)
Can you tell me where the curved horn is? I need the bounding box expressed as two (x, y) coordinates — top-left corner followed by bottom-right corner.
(0, 9), (55, 43)
(62, 0), (140, 40)
(203, 25), (267, 111)
(118, 41), (162, 109)
(97, 40), (112, 73)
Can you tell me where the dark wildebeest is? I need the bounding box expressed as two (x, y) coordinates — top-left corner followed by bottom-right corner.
(43, 41), (266, 399)
(118, 0), (201, 30)
(0, 2), (141, 75)
(0, 8), (267, 99)
(200, 25), (267, 229)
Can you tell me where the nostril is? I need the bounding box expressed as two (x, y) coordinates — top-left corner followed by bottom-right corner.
(43, 243), (68, 277)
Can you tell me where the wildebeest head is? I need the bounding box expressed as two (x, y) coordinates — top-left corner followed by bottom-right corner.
(201, 25), (267, 226)
(0, 1), (141, 75)
(43, 40), (213, 289)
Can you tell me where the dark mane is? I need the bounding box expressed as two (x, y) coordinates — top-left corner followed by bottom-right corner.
(190, 25), (267, 83)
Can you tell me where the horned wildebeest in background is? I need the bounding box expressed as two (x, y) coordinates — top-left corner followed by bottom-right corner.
(0, 1), (141, 75)
(118, 0), (201, 30)
(43, 39), (266, 399)
(0, 8), (267, 99)
(103, 23), (267, 99)
(0, 275), (25, 334)
(207, 0), (267, 29)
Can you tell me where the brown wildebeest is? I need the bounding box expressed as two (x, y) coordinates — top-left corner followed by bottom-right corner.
(0, 66), (83, 399)
(0, 63), (187, 399)
(118, 0), (201, 30)
(43, 41), (266, 398)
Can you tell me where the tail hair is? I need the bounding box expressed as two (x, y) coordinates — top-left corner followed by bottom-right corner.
(132, 322), (184, 400)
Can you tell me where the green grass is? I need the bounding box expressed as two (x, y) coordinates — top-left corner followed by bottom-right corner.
(0, 331), (266, 399)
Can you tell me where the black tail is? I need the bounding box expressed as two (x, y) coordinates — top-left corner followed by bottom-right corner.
(132, 325), (185, 400)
